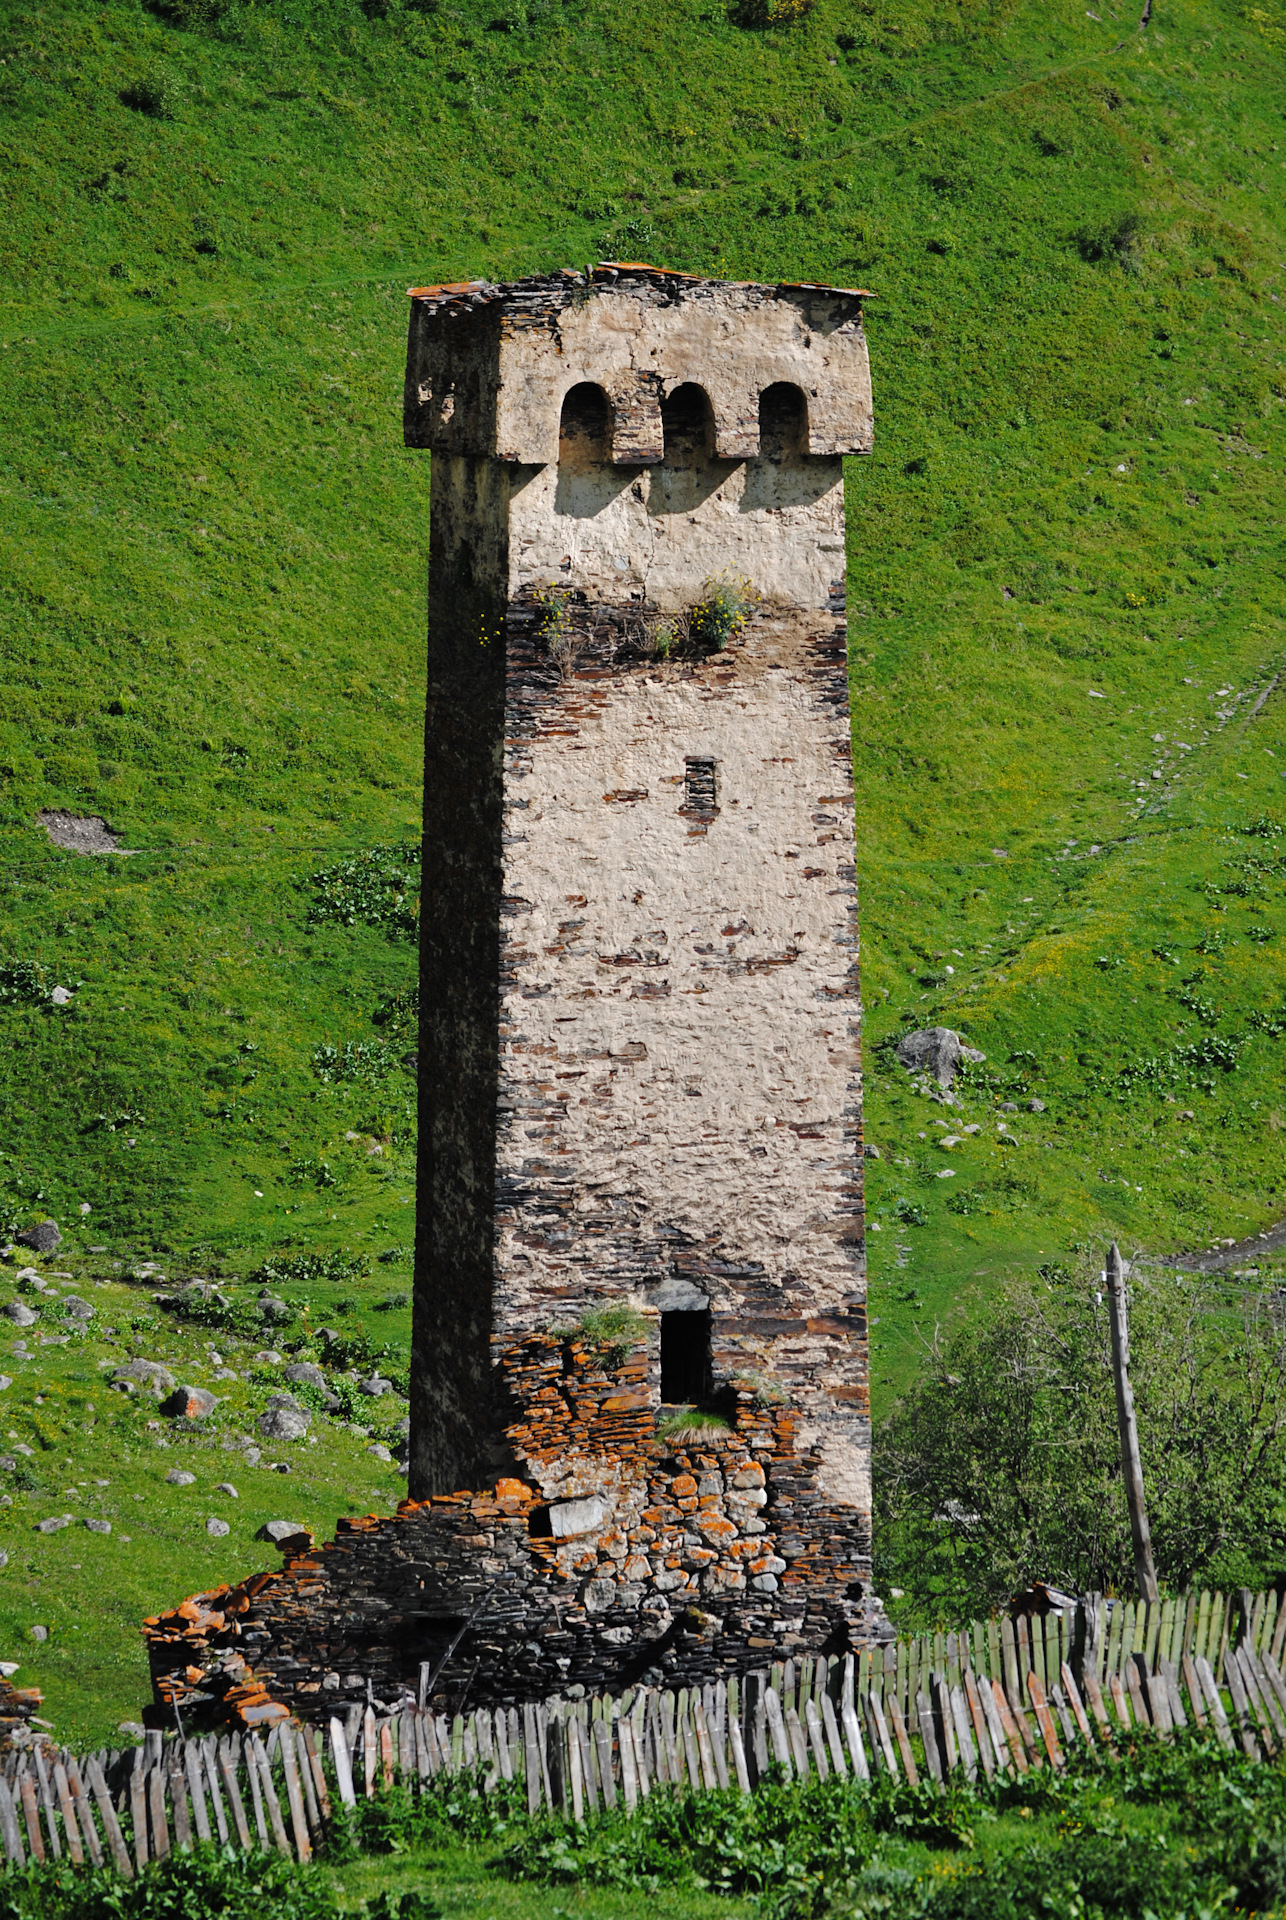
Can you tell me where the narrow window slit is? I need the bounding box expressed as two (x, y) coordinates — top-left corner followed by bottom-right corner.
(661, 1308), (712, 1406)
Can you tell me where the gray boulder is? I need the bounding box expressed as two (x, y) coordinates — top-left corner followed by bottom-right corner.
(14, 1222), (60, 1254)
(161, 1386), (219, 1420)
(35, 1517), (71, 1535)
(282, 1362), (326, 1394)
(113, 1360), (176, 1395)
(256, 1519), (312, 1546)
(85, 1519), (111, 1534)
(165, 1469), (196, 1486)
(61, 1297), (93, 1320)
(257, 1292), (292, 1324)
(205, 1517), (230, 1537)
(896, 1027), (986, 1089)
(359, 1376), (394, 1398)
(258, 1403), (310, 1443)
(3, 1303), (37, 1328)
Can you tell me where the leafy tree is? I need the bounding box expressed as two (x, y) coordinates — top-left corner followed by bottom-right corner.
(874, 1267), (1286, 1623)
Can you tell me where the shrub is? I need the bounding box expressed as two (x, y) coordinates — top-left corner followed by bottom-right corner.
(249, 1251), (369, 1287)
(311, 1041), (398, 1085)
(688, 572), (759, 650)
(875, 1269), (1286, 1619)
(305, 845), (420, 940)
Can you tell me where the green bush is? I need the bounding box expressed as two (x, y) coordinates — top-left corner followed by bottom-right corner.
(875, 1269), (1286, 1620)
(306, 846), (420, 940)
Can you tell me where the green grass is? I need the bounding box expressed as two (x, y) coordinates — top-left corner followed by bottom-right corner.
(1, 0), (1285, 1733)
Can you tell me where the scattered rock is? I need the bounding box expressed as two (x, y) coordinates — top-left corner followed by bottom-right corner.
(258, 1405), (310, 1443)
(85, 1519), (111, 1534)
(214, 1483), (238, 1498)
(367, 1443), (393, 1463)
(272, 1462), (292, 1473)
(0, 1379), (11, 1393)
(61, 1298), (93, 1320)
(14, 1269), (42, 1284)
(256, 1520), (312, 1546)
(50, 987), (72, 1006)
(34, 1518), (71, 1535)
(37, 810), (122, 855)
(14, 1222), (60, 1255)
(256, 1292), (291, 1325)
(160, 1386), (219, 1420)
(165, 1470), (197, 1487)
(1000, 1101), (1018, 1112)
(0, 1552), (8, 1570)
(28, 1626), (48, 1642)
(253, 1350), (283, 1366)
(862, 1143), (881, 1159)
(3, 1303), (37, 1328)
(359, 1376), (394, 1398)
(282, 1362), (326, 1394)
(1028, 1098), (1046, 1113)
(213, 1369), (239, 1382)
(113, 1360), (176, 1395)
(321, 1392), (342, 1415)
(895, 1027), (986, 1089)
(205, 1517), (230, 1537)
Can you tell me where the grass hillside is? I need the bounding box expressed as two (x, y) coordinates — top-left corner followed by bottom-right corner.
(0, 0), (1285, 1738)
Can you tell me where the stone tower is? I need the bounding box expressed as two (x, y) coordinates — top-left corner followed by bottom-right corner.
(140, 268), (880, 1727)
(409, 262), (876, 1662)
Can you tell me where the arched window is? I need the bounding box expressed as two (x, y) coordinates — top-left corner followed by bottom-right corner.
(661, 382), (715, 464)
(558, 383), (612, 465)
(758, 382), (808, 459)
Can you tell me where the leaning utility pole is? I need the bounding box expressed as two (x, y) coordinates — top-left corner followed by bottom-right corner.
(1105, 1241), (1159, 1603)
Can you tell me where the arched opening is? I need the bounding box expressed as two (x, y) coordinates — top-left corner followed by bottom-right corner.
(558, 383), (612, 467)
(758, 382), (808, 460)
(662, 382), (715, 465)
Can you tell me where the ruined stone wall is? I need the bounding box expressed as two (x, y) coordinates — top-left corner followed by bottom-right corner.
(146, 1332), (874, 1725)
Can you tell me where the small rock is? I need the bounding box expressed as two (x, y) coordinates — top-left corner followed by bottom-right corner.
(321, 1392), (342, 1414)
(28, 1625), (48, 1642)
(256, 1292), (291, 1324)
(14, 1268), (41, 1284)
(165, 1469), (197, 1486)
(256, 1519), (311, 1545)
(160, 1386), (218, 1420)
(214, 1483), (239, 1498)
(1028, 1098), (1046, 1113)
(213, 1369), (239, 1382)
(0, 1552), (9, 1570)
(258, 1406), (310, 1442)
(13, 1445), (32, 1457)
(895, 1027), (985, 1089)
(273, 1462), (292, 1473)
(253, 1350), (283, 1366)
(118, 1722), (145, 1738)
(359, 1376), (394, 1398)
(0, 1379), (11, 1393)
(61, 1298), (93, 1320)
(1000, 1101), (1019, 1112)
(113, 1360), (176, 1395)
(85, 1519), (111, 1534)
(14, 1222), (60, 1254)
(367, 1443), (393, 1463)
(205, 1517), (230, 1537)
(35, 1517), (71, 1535)
(282, 1362), (326, 1394)
(3, 1303), (37, 1328)
(862, 1143), (881, 1159)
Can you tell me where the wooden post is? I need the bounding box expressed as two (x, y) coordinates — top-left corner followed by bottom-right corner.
(1105, 1242), (1159, 1604)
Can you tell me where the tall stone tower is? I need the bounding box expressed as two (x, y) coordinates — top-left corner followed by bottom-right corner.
(408, 262), (876, 1665)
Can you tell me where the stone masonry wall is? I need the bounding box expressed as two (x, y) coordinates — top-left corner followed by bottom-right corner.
(146, 1328), (874, 1726)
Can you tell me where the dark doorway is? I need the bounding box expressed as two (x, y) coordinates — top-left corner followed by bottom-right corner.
(661, 1307), (712, 1404)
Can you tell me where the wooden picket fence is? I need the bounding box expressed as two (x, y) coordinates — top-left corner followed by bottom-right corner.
(2, 1585), (1286, 1877)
